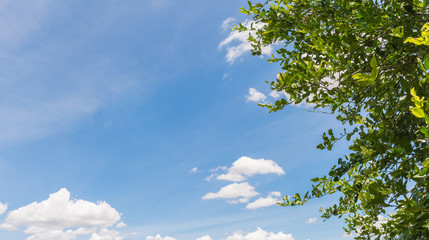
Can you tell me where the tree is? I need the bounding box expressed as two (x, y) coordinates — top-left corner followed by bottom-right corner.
(236, 0), (429, 239)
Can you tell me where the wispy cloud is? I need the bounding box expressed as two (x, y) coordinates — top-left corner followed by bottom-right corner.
(0, 203), (7, 215)
(306, 217), (318, 224)
(0, 1), (142, 145)
(219, 19), (275, 63)
(0, 188), (126, 240)
(221, 17), (235, 32)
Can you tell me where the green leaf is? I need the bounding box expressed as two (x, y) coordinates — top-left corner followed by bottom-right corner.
(352, 73), (366, 80)
(423, 158), (429, 169)
(424, 54), (429, 70)
(311, 177), (320, 182)
(370, 57), (377, 69)
(237, 1), (429, 238)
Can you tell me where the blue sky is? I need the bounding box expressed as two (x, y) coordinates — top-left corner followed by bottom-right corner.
(0, 1), (353, 240)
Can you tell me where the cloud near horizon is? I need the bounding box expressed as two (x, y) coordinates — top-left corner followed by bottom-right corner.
(146, 234), (177, 240)
(147, 228), (294, 240)
(0, 188), (125, 240)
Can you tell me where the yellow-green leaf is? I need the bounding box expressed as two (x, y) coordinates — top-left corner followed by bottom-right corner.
(410, 107), (426, 118)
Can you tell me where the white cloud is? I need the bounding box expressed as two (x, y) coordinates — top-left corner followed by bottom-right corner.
(146, 234), (177, 240)
(202, 182), (259, 202)
(222, 73), (231, 80)
(24, 227), (96, 240)
(216, 156), (284, 182)
(196, 235), (213, 240)
(0, 202), (7, 215)
(219, 19), (275, 63)
(145, 228), (293, 240)
(246, 192), (281, 210)
(374, 215), (387, 229)
(221, 17), (235, 32)
(269, 90), (285, 99)
(0, 188), (124, 240)
(228, 198), (250, 204)
(90, 228), (123, 240)
(206, 166), (227, 181)
(210, 166), (227, 172)
(305, 217), (317, 224)
(246, 88), (267, 103)
(116, 222), (127, 228)
(190, 167), (198, 174)
(218, 173), (247, 182)
(225, 227), (294, 240)
(205, 173), (217, 181)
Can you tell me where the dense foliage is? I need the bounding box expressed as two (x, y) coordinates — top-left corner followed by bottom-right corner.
(237, 0), (429, 239)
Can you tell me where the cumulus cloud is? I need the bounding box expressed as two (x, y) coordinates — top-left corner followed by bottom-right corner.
(216, 156), (284, 182)
(116, 222), (127, 228)
(196, 235), (213, 240)
(202, 182), (259, 202)
(228, 198), (251, 204)
(0, 188), (124, 240)
(0, 202), (7, 215)
(225, 227), (294, 240)
(246, 88), (267, 103)
(305, 217), (317, 224)
(146, 234), (177, 240)
(246, 192), (281, 210)
(219, 19), (275, 63)
(189, 167), (199, 174)
(147, 228), (293, 240)
(23, 227), (95, 240)
(90, 228), (123, 240)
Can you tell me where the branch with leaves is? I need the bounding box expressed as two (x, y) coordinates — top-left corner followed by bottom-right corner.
(237, 0), (429, 239)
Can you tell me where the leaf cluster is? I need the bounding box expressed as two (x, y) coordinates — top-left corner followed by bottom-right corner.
(238, 0), (429, 239)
